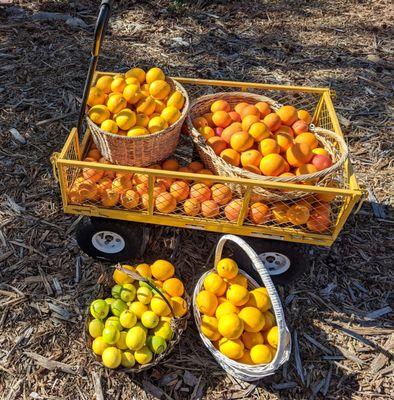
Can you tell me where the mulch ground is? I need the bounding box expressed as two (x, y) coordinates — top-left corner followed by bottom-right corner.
(0, 1), (393, 399)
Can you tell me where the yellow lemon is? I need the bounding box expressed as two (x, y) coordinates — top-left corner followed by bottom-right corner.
(140, 83), (150, 98)
(217, 297), (228, 305)
(245, 290), (272, 312)
(203, 273), (227, 296)
(149, 80), (171, 100)
(200, 315), (221, 341)
(267, 344), (277, 359)
(141, 310), (159, 329)
(196, 290), (218, 316)
(266, 326), (279, 348)
(96, 75), (113, 94)
(238, 307), (265, 333)
(171, 296), (187, 317)
(112, 264), (135, 285)
(88, 319), (104, 338)
(238, 349), (254, 364)
(241, 331), (264, 349)
(107, 94), (127, 114)
(167, 91), (185, 110)
(125, 67), (146, 84)
(123, 84), (141, 104)
(134, 346), (153, 365)
(125, 77), (140, 87)
(217, 258), (238, 279)
(116, 331), (128, 350)
(126, 326), (147, 350)
(87, 86), (106, 107)
(148, 116), (168, 134)
(137, 287), (153, 305)
(102, 347), (122, 369)
(127, 126), (149, 137)
(218, 313), (244, 339)
(111, 77), (126, 93)
(262, 311), (276, 331)
(115, 108), (137, 130)
(101, 119), (118, 134)
(146, 67), (165, 83)
(150, 295), (171, 317)
(151, 260), (175, 281)
(92, 336), (108, 355)
(135, 263), (152, 278)
(129, 301), (148, 319)
(250, 344), (272, 364)
(102, 326), (120, 345)
(226, 274), (248, 288)
(161, 106), (180, 124)
(136, 96), (156, 115)
(226, 284), (249, 306)
(119, 310), (137, 329)
(88, 105), (110, 124)
(254, 287), (269, 296)
(219, 338), (244, 360)
(215, 301), (239, 319)
(136, 113), (149, 127)
(154, 99), (166, 113)
(121, 351), (136, 368)
(153, 321), (173, 341)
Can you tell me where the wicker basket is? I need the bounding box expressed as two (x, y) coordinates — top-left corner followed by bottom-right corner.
(184, 92), (348, 201)
(87, 77), (190, 166)
(85, 264), (189, 373)
(193, 235), (291, 382)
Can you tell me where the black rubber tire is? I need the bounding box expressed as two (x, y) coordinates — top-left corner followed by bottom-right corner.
(75, 217), (143, 262)
(226, 237), (310, 286)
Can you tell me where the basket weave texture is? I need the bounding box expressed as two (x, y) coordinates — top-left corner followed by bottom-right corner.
(87, 77), (190, 167)
(184, 92), (348, 201)
(193, 234), (291, 382)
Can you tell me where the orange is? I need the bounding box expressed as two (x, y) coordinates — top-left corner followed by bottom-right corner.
(212, 111), (232, 128)
(246, 290), (271, 312)
(238, 307), (265, 332)
(255, 101), (271, 118)
(286, 204), (310, 225)
(190, 183), (211, 202)
(156, 177), (174, 190)
(276, 105), (298, 126)
(259, 154), (286, 176)
(274, 133), (293, 153)
(258, 138), (280, 156)
(161, 106), (181, 124)
(248, 122), (271, 141)
(221, 122), (242, 143)
(96, 75), (113, 94)
(211, 99), (231, 112)
(125, 67), (146, 84)
(224, 199), (244, 222)
(271, 203), (289, 224)
(230, 132), (254, 152)
(199, 126), (215, 140)
(262, 311), (276, 331)
(227, 274), (248, 288)
(249, 202), (271, 224)
(112, 175), (132, 193)
(242, 331), (264, 349)
(162, 158), (179, 171)
(101, 189), (120, 207)
(149, 80), (170, 100)
(200, 315), (221, 341)
(226, 284), (249, 306)
(297, 109), (312, 124)
(234, 102), (250, 115)
(207, 136), (228, 155)
(170, 180), (190, 201)
(263, 113), (281, 131)
(193, 117), (208, 129)
(211, 184), (232, 205)
(152, 182), (166, 199)
(241, 115), (260, 132)
(275, 125), (294, 138)
(292, 120), (309, 136)
(220, 148), (241, 167)
(178, 166), (192, 173)
(219, 338), (244, 360)
(155, 192), (176, 213)
(312, 147), (330, 157)
(82, 166), (104, 184)
(218, 313), (244, 339)
(295, 163), (318, 184)
(307, 211), (330, 232)
(201, 200), (220, 218)
(87, 87), (106, 107)
(101, 119), (118, 134)
(123, 84), (141, 104)
(215, 301), (239, 319)
(163, 278), (184, 297)
(183, 198), (200, 216)
(294, 132), (318, 149)
(120, 189), (140, 209)
(244, 165), (262, 175)
(286, 143), (313, 167)
(171, 296), (188, 317)
(216, 258), (238, 279)
(145, 67), (165, 83)
(188, 161), (204, 172)
(241, 149), (262, 168)
(203, 273), (227, 296)
(197, 168), (215, 188)
(150, 259), (174, 281)
(203, 112), (215, 127)
(228, 111), (241, 122)
(239, 105), (260, 119)
(135, 183), (148, 196)
(196, 290), (218, 316)
(96, 178), (112, 197)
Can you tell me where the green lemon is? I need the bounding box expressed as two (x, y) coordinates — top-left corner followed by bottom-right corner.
(116, 331), (128, 350)
(105, 316), (122, 331)
(120, 283), (137, 302)
(102, 347), (121, 369)
(111, 299), (128, 316)
(111, 285), (123, 299)
(152, 321), (174, 341)
(121, 351), (136, 368)
(137, 287), (153, 305)
(105, 297), (115, 306)
(138, 281), (151, 288)
(89, 319), (104, 338)
(92, 336), (108, 355)
(125, 326), (147, 350)
(90, 299), (109, 319)
(141, 310), (159, 329)
(134, 346), (153, 365)
(102, 326), (120, 345)
(129, 301), (148, 319)
(147, 335), (167, 354)
(119, 310), (137, 329)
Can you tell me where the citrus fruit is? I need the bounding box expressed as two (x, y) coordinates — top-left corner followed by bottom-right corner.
(105, 297), (115, 306)
(111, 77), (126, 93)
(245, 290), (272, 312)
(134, 346), (153, 365)
(250, 344), (272, 364)
(105, 316), (122, 331)
(116, 331), (128, 350)
(226, 274), (248, 288)
(121, 351), (136, 368)
(120, 284), (137, 303)
(111, 285), (123, 299)
(102, 347), (122, 369)
(266, 326), (279, 348)
(216, 258), (238, 279)
(149, 80), (171, 100)
(254, 287), (269, 296)
(238, 307), (265, 332)
(196, 290), (218, 316)
(113, 265), (135, 285)
(111, 299), (128, 316)
(153, 321), (173, 341)
(238, 349), (254, 364)
(218, 313), (244, 339)
(90, 299), (109, 320)
(126, 326), (147, 350)
(163, 278), (184, 297)
(148, 116), (168, 133)
(102, 326), (121, 345)
(141, 311), (159, 329)
(262, 311), (276, 331)
(161, 106), (181, 124)
(88, 105), (110, 124)
(96, 75), (113, 94)
(219, 338), (244, 360)
(115, 108), (137, 131)
(146, 67), (165, 83)
(151, 260), (175, 281)
(135, 263), (151, 278)
(171, 296), (188, 317)
(147, 335), (167, 354)
(167, 91), (185, 110)
(241, 331), (264, 349)
(150, 295), (171, 317)
(200, 315), (221, 341)
(89, 319), (104, 338)
(125, 67), (145, 83)
(129, 301), (148, 319)
(203, 273), (227, 296)
(87, 87), (105, 107)
(92, 336), (108, 356)
(119, 310), (137, 329)
(215, 301), (239, 320)
(107, 93), (127, 114)
(137, 286), (153, 304)
(226, 284), (249, 306)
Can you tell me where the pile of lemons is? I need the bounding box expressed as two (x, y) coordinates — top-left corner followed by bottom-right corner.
(196, 258), (279, 365)
(87, 67), (185, 137)
(88, 260), (187, 369)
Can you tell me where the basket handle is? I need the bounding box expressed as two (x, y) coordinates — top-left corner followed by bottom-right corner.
(214, 234), (291, 367)
(76, 0), (113, 135)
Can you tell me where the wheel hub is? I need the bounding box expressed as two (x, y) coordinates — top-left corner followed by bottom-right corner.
(91, 231), (125, 254)
(258, 252), (291, 275)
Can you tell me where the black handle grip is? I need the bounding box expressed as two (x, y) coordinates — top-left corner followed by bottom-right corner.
(77, 0), (113, 136)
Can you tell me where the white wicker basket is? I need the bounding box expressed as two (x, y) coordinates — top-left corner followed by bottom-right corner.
(193, 234), (291, 382)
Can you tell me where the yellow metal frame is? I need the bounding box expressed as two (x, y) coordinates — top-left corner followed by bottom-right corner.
(53, 75), (362, 247)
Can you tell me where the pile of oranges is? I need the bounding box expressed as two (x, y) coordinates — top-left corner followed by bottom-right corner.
(196, 258), (279, 365)
(87, 67), (185, 137)
(193, 99), (333, 178)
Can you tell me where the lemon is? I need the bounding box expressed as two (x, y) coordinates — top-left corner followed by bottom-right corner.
(254, 287), (268, 296)
(105, 297), (115, 306)
(123, 84), (141, 104)
(171, 296), (187, 317)
(149, 80), (171, 100)
(218, 313), (244, 339)
(120, 284), (136, 303)
(218, 338), (244, 360)
(111, 285), (123, 299)
(136, 287), (152, 305)
(92, 336), (108, 356)
(102, 347), (122, 369)
(146, 67), (165, 84)
(134, 321), (148, 333)
(161, 106), (180, 124)
(150, 295), (171, 317)
(126, 326), (146, 350)
(150, 260), (175, 281)
(147, 335), (167, 354)
(262, 311), (276, 331)
(101, 119), (118, 134)
(241, 331), (264, 349)
(226, 284), (249, 306)
(203, 273), (227, 296)
(226, 274), (248, 288)
(141, 311), (159, 329)
(238, 307), (265, 333)
(96, 76), (113, 94)
(152, 321), (173, 341)
(217, 258), (238, 279)
(127, 126), (149, 137)
(267, 344), (277, 359)
(88, 319), (104, 338)
(119, 310), (137, 329)
(215, 301), (239, 320)
(125, 67), (146, 84)
(129, 301), (148, 319)
(135, 263), (152, 278)
(154, 99), (166, 113)
(113, 265), (135, 285)
(125, 76), (140, 87)
(115, 108), (137, 131)
(88, 105), (110, 124)
(107, 94), (127, 114)
(90, 299), (109, 320)
(196, 290), (218, 316)
(246, 290), (271, 312)
(111, 77), (126, 93)
(111, 299), (128, 317)
(102, 326), (120, 345)
(148, 116), (168, 134)
(121, 351), (136, 368)
(250, 344), (272, 364)
(136, 113), (149, 128)
(266, 326), (279, 348)
(105, 316), (122, 331)
(136, 96), (156, 115)
(238, 349), (254, 365)
(200, 315), (221, 341)
(140, 83), (150, 98)
(87, 87), (106, 107)
(167, 91), (185, 110)
(134, 346), (153, 365)
(160, 316), (172, 324)
(116, 331), (128, 350)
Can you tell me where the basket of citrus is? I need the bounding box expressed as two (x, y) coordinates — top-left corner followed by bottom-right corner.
(86, 261), (189, 371)
(86, 67), (189, 167)
(193, 234), (291, 381)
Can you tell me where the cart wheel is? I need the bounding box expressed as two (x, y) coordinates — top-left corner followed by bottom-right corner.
(75, 217), (143, 262)
(227, 238), (310, 286)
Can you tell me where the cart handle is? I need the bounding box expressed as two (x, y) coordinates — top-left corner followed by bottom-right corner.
(77, 0), (114, 135)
